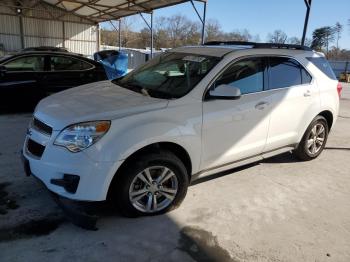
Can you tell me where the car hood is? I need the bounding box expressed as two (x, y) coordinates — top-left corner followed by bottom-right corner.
(34, 80), (169, 130)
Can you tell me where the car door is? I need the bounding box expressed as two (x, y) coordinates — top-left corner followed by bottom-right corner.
(42, 55), (97, 94)
(0, 55), (45, 111)
(263, 56), (316, 152)
(201, 57), (271, 170)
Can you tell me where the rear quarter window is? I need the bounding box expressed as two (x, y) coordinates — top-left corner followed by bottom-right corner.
(50, 56), (93, 71)
(306, 57), (337, 80)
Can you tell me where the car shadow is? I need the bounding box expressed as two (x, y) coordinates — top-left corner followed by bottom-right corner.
(1, 184), (236, 262)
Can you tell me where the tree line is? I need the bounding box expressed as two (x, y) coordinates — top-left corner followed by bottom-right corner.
(101, 15), (350, 60)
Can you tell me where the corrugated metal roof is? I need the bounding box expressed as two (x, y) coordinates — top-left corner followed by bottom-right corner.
(41, 0), (207, 22)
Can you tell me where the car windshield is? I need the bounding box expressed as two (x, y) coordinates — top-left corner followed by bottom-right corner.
(112, 52), (220, 99)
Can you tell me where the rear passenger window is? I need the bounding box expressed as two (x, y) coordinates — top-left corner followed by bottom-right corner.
(50, 56), (93, 71)
(268, 57), (312, 89)
(215, 57), (266, 95)
(268, 58), (301, 89)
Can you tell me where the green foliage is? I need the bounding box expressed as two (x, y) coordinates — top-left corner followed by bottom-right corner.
(311, 26), (335, 51)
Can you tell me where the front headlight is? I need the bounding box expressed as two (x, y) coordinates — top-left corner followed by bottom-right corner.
(54, 121), (111, 152)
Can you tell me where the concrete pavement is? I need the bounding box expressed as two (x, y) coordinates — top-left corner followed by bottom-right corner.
(0, 83), (350, 262)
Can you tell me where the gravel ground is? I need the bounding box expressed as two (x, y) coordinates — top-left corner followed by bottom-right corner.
(0, 83), (349, 262)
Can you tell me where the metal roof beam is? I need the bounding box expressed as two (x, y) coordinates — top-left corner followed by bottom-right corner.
(20, 0), (207, 23)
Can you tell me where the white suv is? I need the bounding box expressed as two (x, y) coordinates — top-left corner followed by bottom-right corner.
(22, 42), (341, 217)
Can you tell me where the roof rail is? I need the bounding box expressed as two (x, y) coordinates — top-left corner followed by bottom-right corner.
(204, 41), (312, 51)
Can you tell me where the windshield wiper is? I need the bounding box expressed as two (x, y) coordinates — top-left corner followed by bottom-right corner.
(113, 79), (142, 94)
(140, 88), (150, 97)
(147, 89), (175, 99)
(113, 79), (174, 99)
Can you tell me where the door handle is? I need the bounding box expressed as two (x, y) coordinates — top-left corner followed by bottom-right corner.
(304, 90), (311, 97)
(255, 101), (269, 110)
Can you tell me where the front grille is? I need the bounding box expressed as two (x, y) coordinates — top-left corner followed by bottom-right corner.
(32, 118), (52, 136)
(27, 139), (45, 158)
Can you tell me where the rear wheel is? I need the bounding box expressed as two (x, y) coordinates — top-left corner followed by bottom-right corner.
(114, 151), (189, 217)
(294, 116), (329, 161)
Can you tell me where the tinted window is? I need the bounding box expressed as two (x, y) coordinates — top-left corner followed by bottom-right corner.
(306, 57), (337, 80)
(50, 56), (92, 71)
(4, 56), (45, 71)
(301, 68), (312, 84)
(215, 57), (266, 95)
(268, 57), (304, 89)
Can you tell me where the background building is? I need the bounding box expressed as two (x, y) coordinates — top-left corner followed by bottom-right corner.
(0, 0), (99, 55)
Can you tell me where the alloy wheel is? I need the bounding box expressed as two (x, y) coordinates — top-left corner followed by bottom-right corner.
(128, 166), (178, 213)
(306, 123), (326, 155)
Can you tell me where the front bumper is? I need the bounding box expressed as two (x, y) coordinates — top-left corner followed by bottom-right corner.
(22, 127), (123, 201)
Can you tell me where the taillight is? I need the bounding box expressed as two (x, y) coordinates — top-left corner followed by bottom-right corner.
(337, 82), (342, 98)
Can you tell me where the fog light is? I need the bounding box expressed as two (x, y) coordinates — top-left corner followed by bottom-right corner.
(51, 174), (80, 194)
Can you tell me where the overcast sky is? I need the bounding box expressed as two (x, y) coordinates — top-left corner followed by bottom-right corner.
(102, 0), (350, 49)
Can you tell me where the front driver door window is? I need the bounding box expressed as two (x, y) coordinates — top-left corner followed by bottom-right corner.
(201, 57), (271, 170)
(215, 57), (266, 94)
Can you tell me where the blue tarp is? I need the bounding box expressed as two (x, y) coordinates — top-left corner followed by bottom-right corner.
(94, 51), (128, 80)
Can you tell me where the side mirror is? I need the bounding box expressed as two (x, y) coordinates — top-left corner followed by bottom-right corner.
(0, 65), (6, 77)
(208, 84), (241, 100)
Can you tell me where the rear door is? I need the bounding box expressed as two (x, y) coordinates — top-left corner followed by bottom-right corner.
(263, 56), (318, 152)
(42, 55), (98, 94)
(0, 55), (46, 111)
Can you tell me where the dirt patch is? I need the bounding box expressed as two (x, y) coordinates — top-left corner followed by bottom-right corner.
(0, 213), (65, 242)
(178, 226), (236, 262)
(0, 182), (19, 215)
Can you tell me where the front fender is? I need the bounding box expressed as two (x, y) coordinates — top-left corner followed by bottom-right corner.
(84, 109), (202, 174)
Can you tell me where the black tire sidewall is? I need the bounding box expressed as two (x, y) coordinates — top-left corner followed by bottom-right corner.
(115, 151), (189, 217)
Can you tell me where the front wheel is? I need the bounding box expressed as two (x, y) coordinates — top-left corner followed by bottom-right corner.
(293, 116), (329, 161)
(114, 151), (189, 217)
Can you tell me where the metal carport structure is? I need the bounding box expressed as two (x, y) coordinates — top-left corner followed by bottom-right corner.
(0, 0), (208, 57)
(0, 0), (312, 56)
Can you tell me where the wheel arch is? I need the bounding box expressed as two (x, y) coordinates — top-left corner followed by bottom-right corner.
(318, 110), (334, 130)
(106, 142), (192, 200)
(296, 109), (334, 146)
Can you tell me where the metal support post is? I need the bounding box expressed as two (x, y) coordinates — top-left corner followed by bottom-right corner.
(19, 15), (25, 49)
(139, 12), (154, 58)
(301, 0), (312, 46)
(119, 19), (121, 51)
(201, 1), (207, 45)
(151, 12), (154, 58)
(96, 23), (100, 51)
(190, 0), (207, 45)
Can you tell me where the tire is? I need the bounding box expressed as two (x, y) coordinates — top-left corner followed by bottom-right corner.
(293, 115), (329, 161)
(113, 150), (189, 217)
